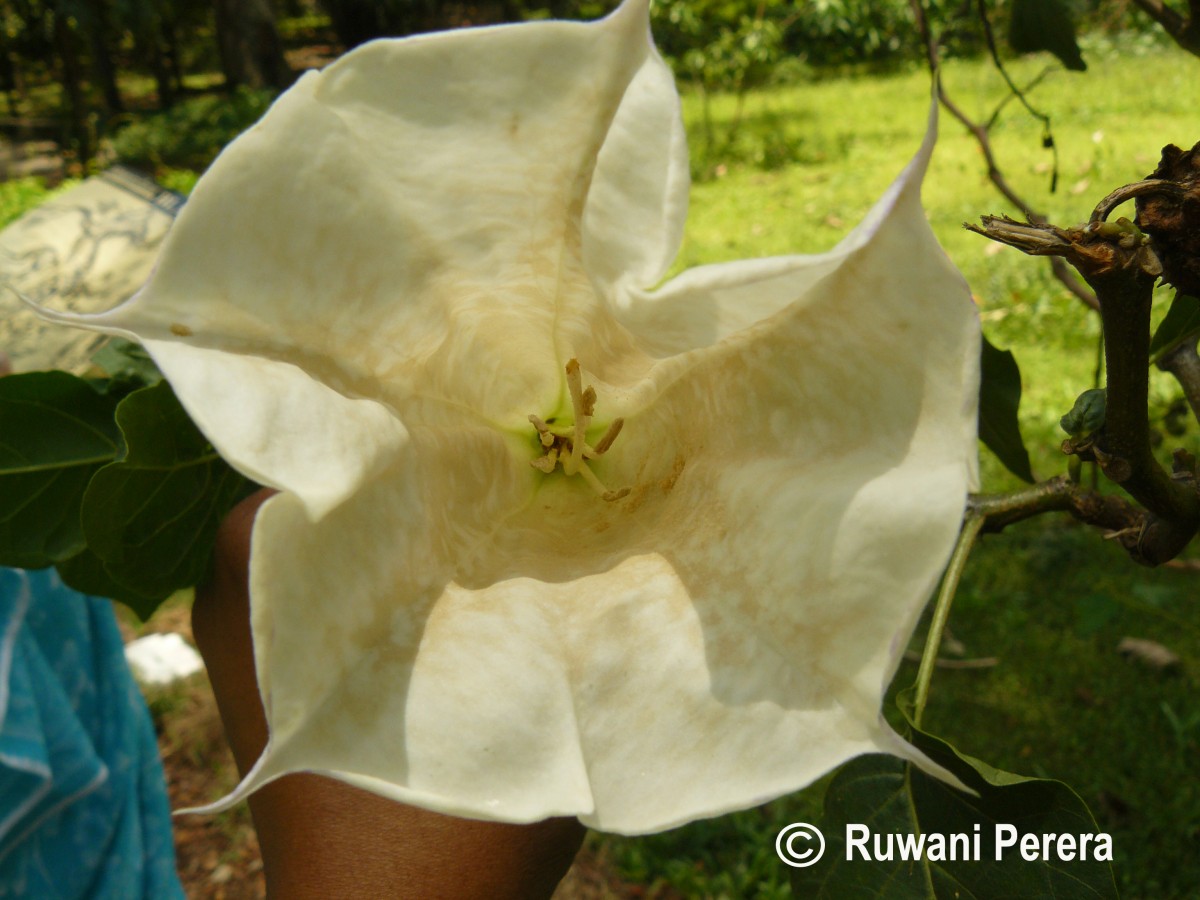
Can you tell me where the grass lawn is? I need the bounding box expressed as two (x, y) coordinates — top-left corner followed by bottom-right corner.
(8, 31), (1200, 898)
(675, 37), (1199, 483)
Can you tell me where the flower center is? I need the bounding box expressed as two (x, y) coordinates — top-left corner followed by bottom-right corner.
(528, 359), (629, 501)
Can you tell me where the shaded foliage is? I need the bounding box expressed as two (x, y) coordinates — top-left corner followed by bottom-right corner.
(109, 86), (275, 172)
(1, 0), (1173, 175)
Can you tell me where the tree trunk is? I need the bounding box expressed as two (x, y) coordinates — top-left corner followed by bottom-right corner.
(147, 36), (176, 108)
(86, 0), (124, 114)
(162, 16), (184, 94)
(319, 0), (512, 47)
(1, 47), (21, 117)
(213, 0), (294, 90)
(52, 7), (91, 167)
(320, 0), (391, 49)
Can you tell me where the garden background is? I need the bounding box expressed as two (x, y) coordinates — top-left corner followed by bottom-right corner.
(2, 0), (1198, 896)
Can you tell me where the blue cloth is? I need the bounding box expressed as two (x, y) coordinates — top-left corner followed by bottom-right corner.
(0, 568), (184, 899)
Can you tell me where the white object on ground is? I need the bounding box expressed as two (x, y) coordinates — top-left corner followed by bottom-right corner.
(124, 632), (204, 686)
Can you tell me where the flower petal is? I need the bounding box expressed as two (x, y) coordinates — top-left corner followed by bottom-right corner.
(612, 105), (955, 359)
(30, 2), (981, 835)
(40, 0), (659, 431)
(142, 341), (408, 518)
(187, 427), (593, 822)
(581, 33), (689, 294)
(192, 112), (978, 833)
(533, 110), (977, 827)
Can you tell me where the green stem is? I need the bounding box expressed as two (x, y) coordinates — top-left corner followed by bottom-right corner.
(912, 514), (984, 730)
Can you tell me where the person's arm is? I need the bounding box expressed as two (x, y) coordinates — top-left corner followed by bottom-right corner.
(192, 490), (584, 899)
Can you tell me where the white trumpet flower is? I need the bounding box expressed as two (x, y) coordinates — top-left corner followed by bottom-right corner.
(28, 0), (978, 833)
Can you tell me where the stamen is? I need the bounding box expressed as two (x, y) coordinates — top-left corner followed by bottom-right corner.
(576, 460), (629, 501)
(587, 417), (624, 457)
(530, 448), (558, 473)
(564, 359), (582, 400)
(564, 359), (589, 476)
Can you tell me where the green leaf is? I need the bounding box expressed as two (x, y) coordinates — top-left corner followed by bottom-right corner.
(1060, 388), (1107, 438)
(979, 334), (1035, 483)
(0, 372), (122, 567)
(793, 728), (1119, 897)
(1008, 0), (1086, 72)
(57, 546), (163, 621)
(1149, 292), (1200, 362)
(79, 380), (253, 618)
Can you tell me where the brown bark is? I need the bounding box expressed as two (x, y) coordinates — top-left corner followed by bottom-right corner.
(1128, 0), (1200, 55)
(85, 0), (123, 114)
(213, 0), (294, 91)
(967, 213), (1200, 564)
(1136, 144), (1200, 297)
(52, 6), (90, 166)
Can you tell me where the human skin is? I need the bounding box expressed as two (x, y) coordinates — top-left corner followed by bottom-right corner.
(192, 490), (586, 899)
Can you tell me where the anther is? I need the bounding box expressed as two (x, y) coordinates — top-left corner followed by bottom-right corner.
(530, 448), (558, 473)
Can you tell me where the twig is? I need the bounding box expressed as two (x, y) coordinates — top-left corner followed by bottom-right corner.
(975, 0), (1059, 192)
(969, 476), (1145, 535)
(1128, 0), (1200, 56)
(907, 0), (1099, 311)
(1130, 0), (1186, 33)
(1091, 179), (1187, 223)
(985, 66), (1053, 131)
(903, 651), (999, 669)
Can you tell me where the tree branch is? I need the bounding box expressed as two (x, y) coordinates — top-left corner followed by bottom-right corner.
(974, 0), (1055, 146)
(906, 0), (1099, 311)
(1130, 0), (1186, 33)
(970, 476), (1144, 535)
(1092, 179), (1187, 223)
(1129, 0), (1200, 55)
(1089, 259), (1172, 498)
(968, 214), (1200, 564)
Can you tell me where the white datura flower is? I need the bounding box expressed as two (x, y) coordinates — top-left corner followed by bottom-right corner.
(30, 0), (979, 833)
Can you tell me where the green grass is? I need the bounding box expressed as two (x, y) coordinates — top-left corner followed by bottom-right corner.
(674, 44), (1200, 489)
(597, 43), (1200, 898)
(0, 177), (79, 228)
